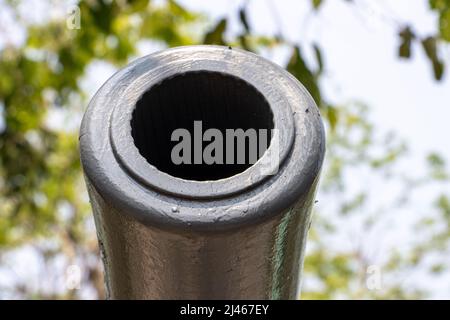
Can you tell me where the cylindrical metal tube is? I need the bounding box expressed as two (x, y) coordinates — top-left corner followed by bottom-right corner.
(80, 45), (325, 299)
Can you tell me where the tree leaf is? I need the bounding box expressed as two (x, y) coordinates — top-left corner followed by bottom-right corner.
(239, 7), (250, 33)
(126, 0), (149, 12)
(203, 18), (227, 45)
(398, 26), (415, 58)
(421, 36), (445, 80)
(439, 8), (450, 41)
(312, 0), (324, 10)
(429, 0), (450, 41)
(326, 105), (338, 131)
(287, 46), (322, 107)
(313, 43), (324, 76)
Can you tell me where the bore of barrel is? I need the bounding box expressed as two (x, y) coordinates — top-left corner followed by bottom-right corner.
(131, 71), (273, 181)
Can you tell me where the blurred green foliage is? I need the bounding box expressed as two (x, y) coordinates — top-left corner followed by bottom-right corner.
(398, 0), (449, 80)
(0, 0), (449, 299)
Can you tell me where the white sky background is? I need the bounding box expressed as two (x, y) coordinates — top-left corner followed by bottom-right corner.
(0, 0), (449, 298)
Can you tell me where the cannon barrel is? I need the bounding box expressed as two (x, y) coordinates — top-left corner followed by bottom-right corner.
(79, 45), (325, 299)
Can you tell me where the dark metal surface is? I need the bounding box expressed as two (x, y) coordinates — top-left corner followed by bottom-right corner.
(80, 45), (325, 299)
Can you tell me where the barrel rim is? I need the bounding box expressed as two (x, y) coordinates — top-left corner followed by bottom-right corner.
(109, 50), (294, 199)
(79, 45), (325, 232)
